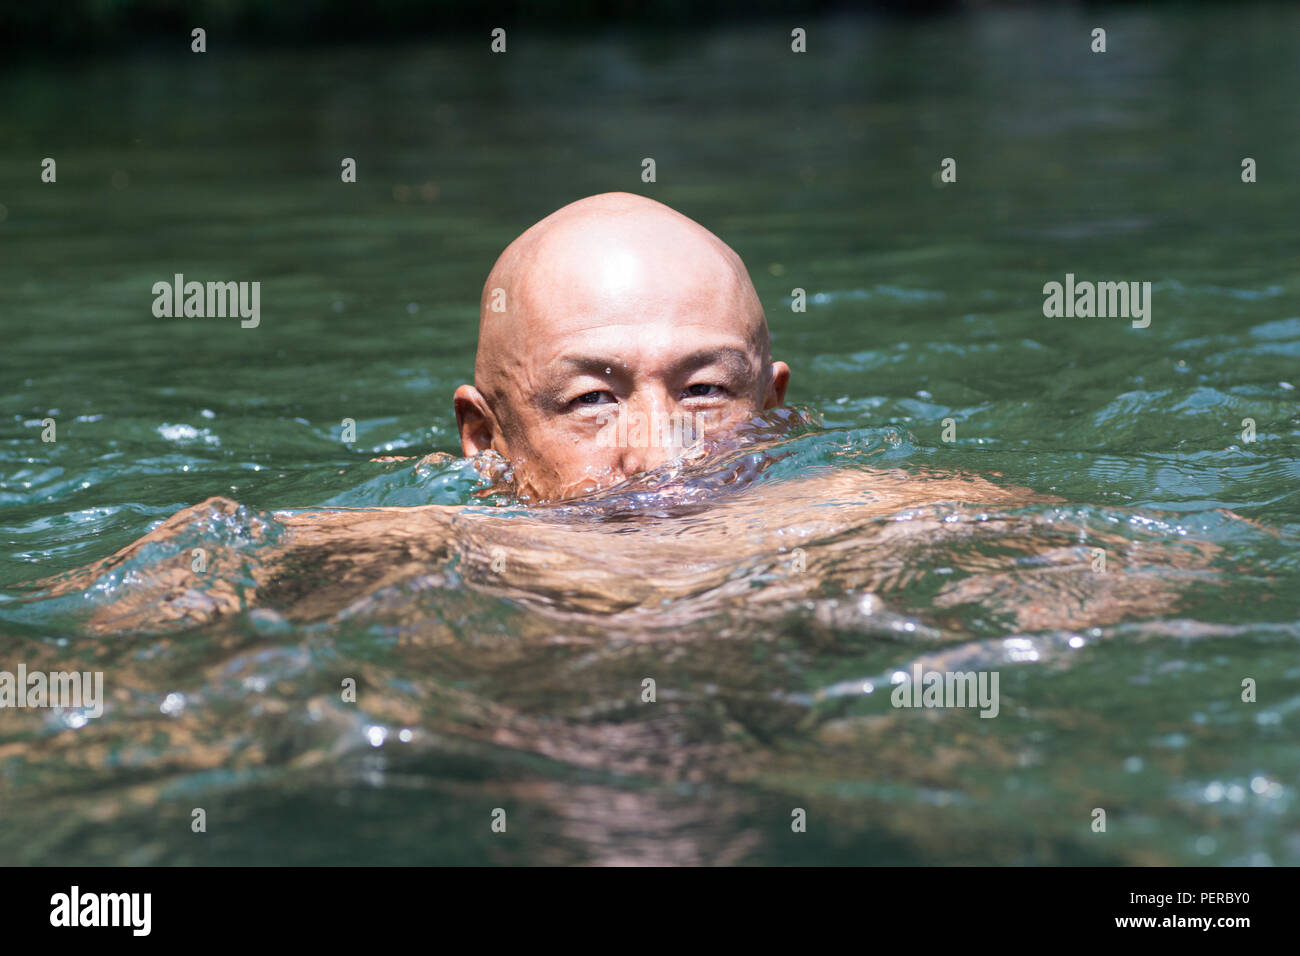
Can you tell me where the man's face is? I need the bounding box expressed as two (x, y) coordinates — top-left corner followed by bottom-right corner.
(455, 195), (789, 502)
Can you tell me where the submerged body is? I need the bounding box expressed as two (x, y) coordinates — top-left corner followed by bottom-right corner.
(25, 195), (1223, 637)
(30, 438), (1218, 639)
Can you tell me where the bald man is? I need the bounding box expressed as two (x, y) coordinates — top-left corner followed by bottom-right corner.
(37, 193), (1110, 633)
(453, 192), (789, 501)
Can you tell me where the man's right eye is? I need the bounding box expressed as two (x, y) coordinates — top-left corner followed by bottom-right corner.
(575, 391), (613, 405)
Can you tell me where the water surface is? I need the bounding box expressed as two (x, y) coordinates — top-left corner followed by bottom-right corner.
(1, 7), (1298, 865)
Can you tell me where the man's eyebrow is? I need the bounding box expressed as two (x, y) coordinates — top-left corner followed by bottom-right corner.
(679, 347), (755, 378)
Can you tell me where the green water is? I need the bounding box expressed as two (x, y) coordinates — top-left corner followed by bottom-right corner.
(2, 8), (1298, 865)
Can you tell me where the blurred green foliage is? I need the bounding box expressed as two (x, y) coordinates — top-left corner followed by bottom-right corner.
(0, 0), (884, 53)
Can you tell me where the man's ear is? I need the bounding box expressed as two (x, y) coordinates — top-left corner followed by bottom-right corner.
(453, 385), (502, 457)
(763, 361), (790, 409)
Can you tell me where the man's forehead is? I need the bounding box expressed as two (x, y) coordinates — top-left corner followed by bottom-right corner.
(543, 323), (758, 366)
(475, 193), (770, 389)
(512, 270), (766, 372)
(513, 273), (751, 335)
(547, 342), (757, 378)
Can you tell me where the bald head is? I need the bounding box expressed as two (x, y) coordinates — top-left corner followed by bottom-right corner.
(454, 193), (789, 502)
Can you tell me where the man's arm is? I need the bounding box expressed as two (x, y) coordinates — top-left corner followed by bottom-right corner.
(22, 496), (461, 634)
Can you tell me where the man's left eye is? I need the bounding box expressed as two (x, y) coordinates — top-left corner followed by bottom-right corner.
(683, 384), (722, 398)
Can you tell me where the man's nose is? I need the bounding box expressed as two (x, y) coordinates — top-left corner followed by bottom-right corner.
(615, 393), (676, 478)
